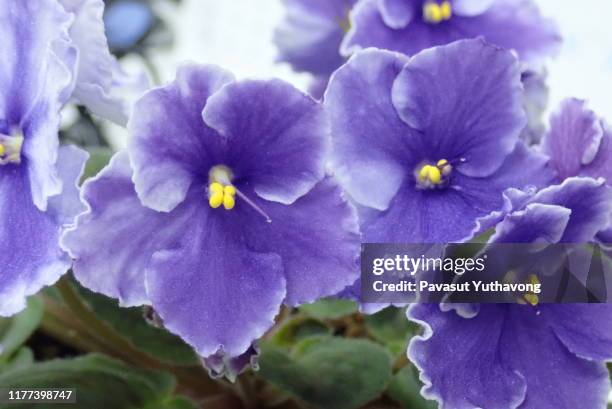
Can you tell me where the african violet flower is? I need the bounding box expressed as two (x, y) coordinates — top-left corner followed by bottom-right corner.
(408, 177), (612, 409)
(0, 0), (88, 316)
(62, 64), (361, 358)
(341, 0), (561, 67)
(325, 39), (554, 243)
(59, 0), (149, 125)
(275, 0), (356, 77)
(541, 98), (612, 240)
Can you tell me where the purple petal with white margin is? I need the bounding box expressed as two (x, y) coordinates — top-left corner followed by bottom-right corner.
(62, 151), (199, 307)
(542, 99), (604, 181)
(407, 304), (527, 409)
(239, 178), (361, 306)
(378, 0), (414, 29)
(274, 0), (355, 76)
(545, 304), (612, 362)
(501, 305), (610, 409)
(59, 0), (149, 125)
(454, 0), (561, 68)
(324, 48), (410, 211)
(203, 79), (328, 205)
(145, 210), (285, 357)
(1, 0), (77, 210)
(0, 146), (87, 316)
(392, 39), (525, 178)
(452, 0), (495, 16)
(129, 64), (235, 212)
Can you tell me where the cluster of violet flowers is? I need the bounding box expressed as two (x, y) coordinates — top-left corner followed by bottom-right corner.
(3, 0), (612, 407)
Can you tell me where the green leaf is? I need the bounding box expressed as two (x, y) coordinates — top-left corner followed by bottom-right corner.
(82, 147), (113, 181)
(0, 354), (197, 409)
(0, 297), (43, 363)
(387, 366), (437, 409)
(299, 298), (358, 320)
(269, 316), (331, 348)
(76, 286), (199, 366)
(364, 307), (415, 357)
(259, 337), (393, 409)
(0, 348), (34, 373)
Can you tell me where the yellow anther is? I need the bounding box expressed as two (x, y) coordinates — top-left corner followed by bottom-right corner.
(428, 166), (441, 184)
(209, 191), (224, 209)
(210, 182), (224, 194)
(423, 1), (452, 24)
(423, 3), (442, 23)
(224, 185), (236, 196)
(523, 293), (539, 306)
(0, 144), (5, 156)
(528, 274), (540, 286)
(437, 159), (448, 167)
(440, 1), (452, 20)
(223, 193), (235, 210)
(418, 165), (432, 181)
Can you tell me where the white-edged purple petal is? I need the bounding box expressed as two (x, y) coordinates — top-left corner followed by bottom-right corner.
(129, 64), (235, 212)
(378, 0), (415, 29)
(203, 79), (328, 205)
(240, 178), (361, 306)
(392, 39), (525, 178)
(407, 304), (527, 409)
(62, 151), (199, 307)
(275, 0), (355, 76)
(145, 215), (286, 357)
(1, 0), (77, 210)
(325, 48), (410, 211)
(0, 145), (87, 316)
(59, 0), (149, 125)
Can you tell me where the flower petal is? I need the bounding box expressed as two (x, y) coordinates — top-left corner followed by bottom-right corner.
(542, 99), (604, 180)
(0, 147), (85, 316)
(145, 214), (286, 357)
(392, 39), (525, 178)
(452, 0), (495, 16)
(274, 0), (354, 75)
(240, 177), (361, 306)
(546, 304), (612, 362)
(62, 152), (197, 306)
(129, 64), (235, 212)
(325, 48), (410, 211)
(407, 304), (527, 409)
(59, 0), (149, 125)
(378, 0), (414, 29)
(1, 0), (77, 210)
(202, 79), (327, 205)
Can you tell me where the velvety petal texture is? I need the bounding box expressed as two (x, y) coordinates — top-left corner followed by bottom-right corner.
(327, 40), (551, 243)
(66, 64), (361, 359)
(275, 0), (356, 76)
(0, 146), (87, 316)
(59, 0), (149, 125)
(341, 0), (560, 67)
(1, 0), (77, 210)
(408, 178), (612, 409)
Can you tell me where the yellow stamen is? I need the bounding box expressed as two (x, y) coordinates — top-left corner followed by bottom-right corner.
(427, 166), (442, 184)
(223, 193), (235, 210)
(417, 159), (450, 188)
(524, 293), (539, 306)
(0, 144), (5, 156)
(423, 1), (452, 24)
(208, 182), (237, 210)
(440, 1), (452, 20)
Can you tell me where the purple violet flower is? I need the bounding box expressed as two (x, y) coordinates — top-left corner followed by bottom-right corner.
(275, 0), (357, 77)
(59, 0), (149, 125)
(0, 0), (88, 316)
(62, 64), (361, 358)
(342, 0), (561, 67)
(408, 177), (612, 409)
(325, 39), (554, 243)
(541, 98), (612, 240)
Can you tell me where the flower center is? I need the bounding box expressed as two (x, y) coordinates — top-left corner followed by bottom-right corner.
(423, 1), (452, 24)
(207, 165), (272, 222)
(0, 130), (24, 166)
(415, 159), (452, 189)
